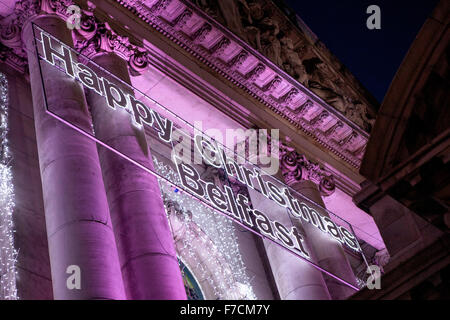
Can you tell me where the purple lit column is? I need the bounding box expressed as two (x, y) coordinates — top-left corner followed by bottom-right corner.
(84, 52), (186, 299)
(22, 16), (126, 299)
(288, 179), (358, 300)
(248, 184), (332, 300)
(279, 149), (358, 299)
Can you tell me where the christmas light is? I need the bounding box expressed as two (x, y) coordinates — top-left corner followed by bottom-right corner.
(154, 157), (257, 300)
(0, 73), (18, 300)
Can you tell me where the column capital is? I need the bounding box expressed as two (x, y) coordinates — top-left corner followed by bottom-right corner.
(0, 0), (151, 75)
(67, 2), (150, 76)
(280, 143), (336, 197)
(230, 129), (335, 197)
(0, 0), (41, 73)
(371, 248), (390, 274)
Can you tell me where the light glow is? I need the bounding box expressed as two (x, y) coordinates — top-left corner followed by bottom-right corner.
(154, 157), (257, 300)
(0, 72), (18, 300)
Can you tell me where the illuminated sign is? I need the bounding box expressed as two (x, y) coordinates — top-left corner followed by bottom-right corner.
(34, 25), (363, 290)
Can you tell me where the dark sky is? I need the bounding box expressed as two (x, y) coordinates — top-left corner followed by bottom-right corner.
(283, 0), (439, 103)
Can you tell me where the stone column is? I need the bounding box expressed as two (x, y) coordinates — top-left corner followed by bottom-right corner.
(280, 149), (358, 299)
(247, 184), (332, 300)
(244, 146), (331, 300)
(83, 51), (186, 299)
(22, 16), (126, 299)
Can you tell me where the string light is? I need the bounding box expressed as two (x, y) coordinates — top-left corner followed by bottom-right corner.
(154, 157), (257, 300)
(0, 72), (18, 300)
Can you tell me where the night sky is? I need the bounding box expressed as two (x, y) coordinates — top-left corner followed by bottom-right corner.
(283, 0), (439, 103)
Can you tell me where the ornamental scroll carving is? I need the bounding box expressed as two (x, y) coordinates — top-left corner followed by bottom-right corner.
(70, 3), (152, 75)
(0, 0), (40, 72)
(0, 0), (371, 169)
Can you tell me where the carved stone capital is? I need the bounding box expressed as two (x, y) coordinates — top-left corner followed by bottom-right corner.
(12, 0), (41, 27)
(0, 0), (42, 72)
(73, 9), (98, 42)
(0, 0), (152, 75)
(262, 75), (281, 93)
(246, 63), (265, 82)
(41, 0), (75, 17)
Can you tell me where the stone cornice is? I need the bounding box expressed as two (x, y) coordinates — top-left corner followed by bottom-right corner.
(0, 0), (370, 170)
(114, 0), (370, 169)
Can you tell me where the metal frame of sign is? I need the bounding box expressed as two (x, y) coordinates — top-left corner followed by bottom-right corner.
(32, 22), (368, 292)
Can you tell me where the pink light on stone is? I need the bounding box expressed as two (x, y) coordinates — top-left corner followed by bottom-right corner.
(45, 106), (359, 292)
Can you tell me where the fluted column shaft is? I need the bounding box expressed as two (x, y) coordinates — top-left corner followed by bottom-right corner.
(22, 16), (126, 299)
(84, 53), (186, 299)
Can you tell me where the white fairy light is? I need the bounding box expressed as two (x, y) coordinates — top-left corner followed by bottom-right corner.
(0, 73), (18, 300)
(154, 157), (257, 300)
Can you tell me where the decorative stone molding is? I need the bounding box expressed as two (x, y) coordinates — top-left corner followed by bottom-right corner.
(280, 143), (336, 197)
(71, 5), (154, 75)
(0, 0), (60, 73)
(0, 44), (27, 73)
(187, 0), (377, 129)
